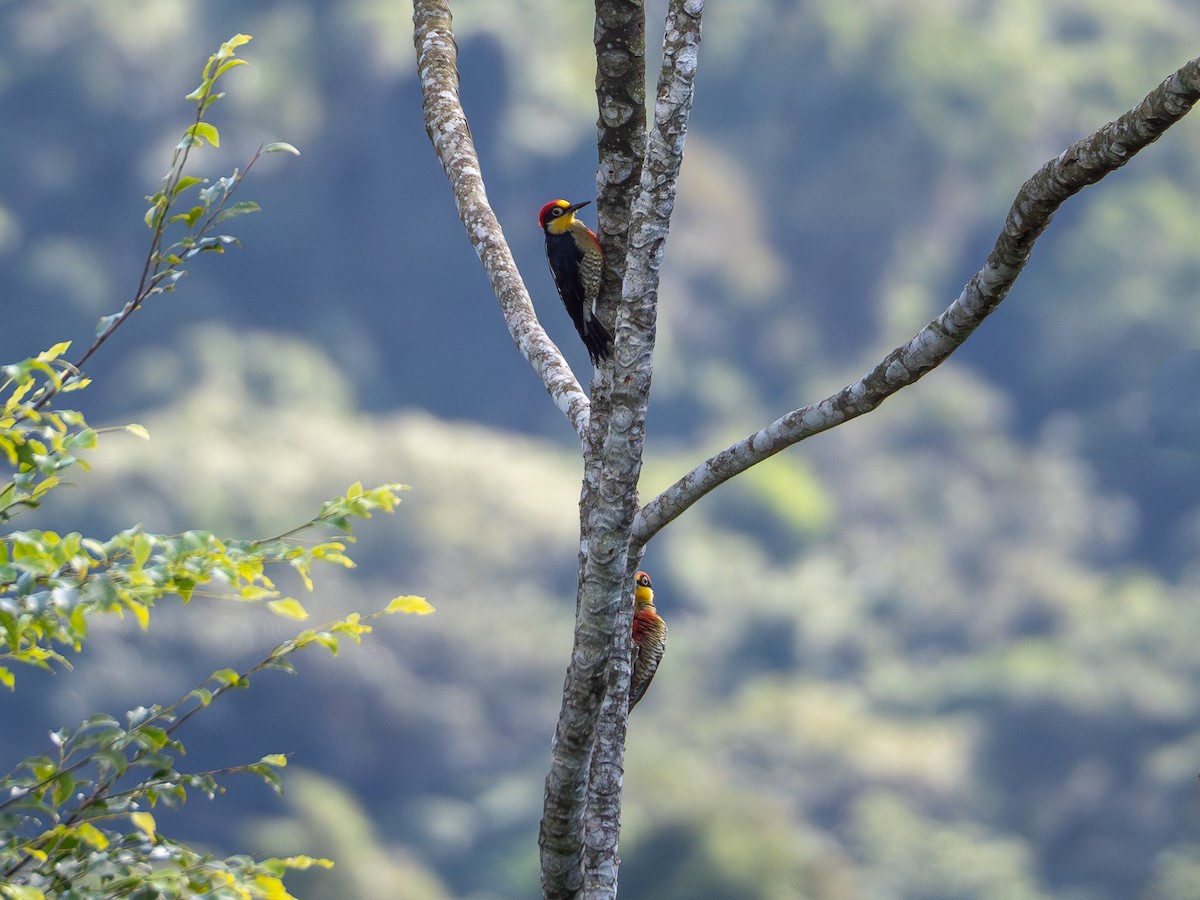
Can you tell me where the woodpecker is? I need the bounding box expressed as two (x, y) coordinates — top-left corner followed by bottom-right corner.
(629, 570), (667, 712)
(538, 199), (613, 364)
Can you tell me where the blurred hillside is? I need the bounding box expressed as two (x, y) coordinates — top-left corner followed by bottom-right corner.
(4, 1), (1200, 897)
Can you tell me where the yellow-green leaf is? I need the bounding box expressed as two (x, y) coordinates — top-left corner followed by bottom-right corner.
(0, 881), (49, 898)
(268, 598), (309, 621)
(188, 121), (220, 148)
(211, 668), (242, 686)
(130, 811), (156, 839)
(250, 875), (291, 900)
(214, 58), (249, 79)
(74, 822), (110, 850)
(218, 34), (253, 58)
(132, 532), (152, 568)
(260, 753), (288, 767)
(184, 81), (211, 102)
(124, 423), (150, 441)
(172, 175), (205, 196)
(386, 595), (435, 616)
(61, 376), (91, 392)
(129, 602), (150, 631)
(37, 342), (71, 362)
(281, 856), (334, 871)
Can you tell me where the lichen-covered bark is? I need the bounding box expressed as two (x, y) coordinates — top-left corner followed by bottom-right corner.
(633, 53), (1200, 548)
(412, 1), (698, 895)
(578, 0), (648, 892)
(541, 3), (703, 899)
(593, 0), (647, 324)
(413, 0), (591, 440)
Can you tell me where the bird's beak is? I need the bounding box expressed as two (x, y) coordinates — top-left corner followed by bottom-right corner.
(566, 200), (592, 214)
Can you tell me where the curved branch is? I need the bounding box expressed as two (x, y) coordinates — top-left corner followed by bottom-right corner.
(632, 54), (1200, 547)
(413, 0), (591, 439)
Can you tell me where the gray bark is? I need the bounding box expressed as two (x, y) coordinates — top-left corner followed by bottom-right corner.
(542, 2), (703, 897)
(413, 0), (591, 441)
(415, 0), (1200, 895)
(579, 0), (647, 892)
(633, 54), (1200, 549)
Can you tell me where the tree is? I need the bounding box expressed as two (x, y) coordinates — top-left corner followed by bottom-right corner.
(0, 35), (432, 899)
(412, 1), (1200, 896)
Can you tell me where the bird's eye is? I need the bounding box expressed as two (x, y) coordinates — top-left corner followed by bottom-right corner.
(552, 207), (563, 216)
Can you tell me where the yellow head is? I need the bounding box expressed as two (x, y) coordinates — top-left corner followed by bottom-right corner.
(634, 571), (654, 609)
(539, 198), (591, 235)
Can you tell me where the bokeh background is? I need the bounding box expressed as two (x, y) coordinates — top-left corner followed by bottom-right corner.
(4, 1), (1200, 897)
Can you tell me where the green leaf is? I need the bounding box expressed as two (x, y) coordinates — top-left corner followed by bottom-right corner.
(95, 312), (121, 337)
(173, 205), (205, 228)
(262, 142), (302, 156)
(172, 175), (206, 195)
(214, 200), (262, 223)
(190, 686), (213, 707)
(184, 81), (211, 102)
(134, 725), (170, 750)
(94, 748), (129, 778)
(210, 668), (244, 687)
(214, 58), (250, 79)
(132, 531), (152, 568)
(248, 763), (284, 796)
(81, 713), (121, 730)
(187, 121), (221, 148)
(171, 175), (206, 196)
(124, 423), (150, 440)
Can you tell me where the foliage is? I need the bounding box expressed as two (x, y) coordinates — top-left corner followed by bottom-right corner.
(0, 598), (430, 899)
(82, 33), (298, 382)
(0, 33), (431, 900)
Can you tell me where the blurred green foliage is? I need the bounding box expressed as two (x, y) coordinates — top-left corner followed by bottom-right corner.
(0, 32), (425, 899)
(2, 1), (1200, 898)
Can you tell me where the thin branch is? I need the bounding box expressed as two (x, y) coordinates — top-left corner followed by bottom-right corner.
(632, 53), (1200, 548)
(413, 0), (591, 440)
(32, 80), (256, 414)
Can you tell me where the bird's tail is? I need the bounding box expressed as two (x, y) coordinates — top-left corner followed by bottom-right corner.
(583, 317), (614, 365)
